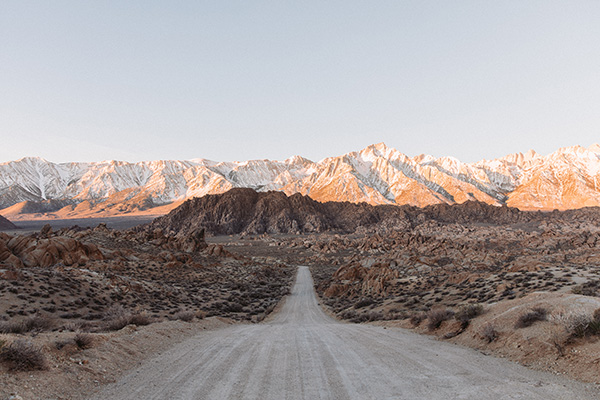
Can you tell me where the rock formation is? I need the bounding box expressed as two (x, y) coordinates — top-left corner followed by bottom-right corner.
(0, 227), (104, 269)
(142, 188), (600, 237)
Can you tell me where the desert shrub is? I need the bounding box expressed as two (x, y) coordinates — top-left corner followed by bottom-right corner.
(129, 313), (152, 326)
(480, 323), (499, 343)
(571, 280), (600, 297)
(0, 315), (54, 334)
(62, 322), (81, 332)
(455, 304), (484, 325)
(515, 307), (547, 329)
(354, 298), (374, 309)
(104, 315), (131, 332)
(563, 312), (590, 338)
(549, 330), (567, 357)
(0, 320), (25, 334)
(102, 306), (151, 331)
(62, 321), (98, 332)
(74, 333), (94, 349)
(104, 305), (127, 320)
(0, 340), (47, 371)
(173, 311), (195, 322)
(24, 315), (54, 332)
(426, 308), (455, 331)
(565, 313), (600, 338)
(349, 311), (384, 323)
(224, 302), (244, 313)
(587, 318), (600, 336)
(59, 312), (82, 319)
(340, 309), (358, 320)
(365, 311), (384, 322)
(54, 338), (72, 350)
(409, 312), (426, 327)
(75, 321), (100, 333)
(549, 308), (600, 340)
(384, 309), (408, 321)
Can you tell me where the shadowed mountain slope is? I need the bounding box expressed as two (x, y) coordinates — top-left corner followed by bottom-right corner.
(0, 214), (16, 230)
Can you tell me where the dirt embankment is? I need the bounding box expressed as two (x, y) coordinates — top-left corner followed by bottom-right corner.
(371, 292), (600, 385)
(0, 317), (236, 400)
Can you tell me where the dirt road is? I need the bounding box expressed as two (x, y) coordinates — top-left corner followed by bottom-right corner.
(92, 266), (599, 399)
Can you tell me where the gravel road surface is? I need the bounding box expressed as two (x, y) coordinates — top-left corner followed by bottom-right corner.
(92, 266), (599, 399)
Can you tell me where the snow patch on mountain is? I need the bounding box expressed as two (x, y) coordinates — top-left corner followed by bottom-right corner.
(3, 143), (600, 212)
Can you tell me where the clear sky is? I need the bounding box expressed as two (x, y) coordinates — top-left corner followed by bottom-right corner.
(1, 1), (599, 163)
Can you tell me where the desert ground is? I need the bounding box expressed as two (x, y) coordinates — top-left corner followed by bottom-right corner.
(3, 204), (600, 398)
(1, 216), (157, 235)
(91, 267), (598, 400)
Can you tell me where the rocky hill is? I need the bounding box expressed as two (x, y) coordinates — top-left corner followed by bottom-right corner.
(3, 144), (600, 218)
(0, 214), (16, 230)
(143, 188), (406, 236)
(143, 188), (600, 236)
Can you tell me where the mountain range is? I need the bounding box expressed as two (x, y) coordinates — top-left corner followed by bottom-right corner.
(2, 143), (600, 219)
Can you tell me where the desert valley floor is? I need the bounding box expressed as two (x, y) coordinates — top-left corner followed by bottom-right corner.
(4, 194), (600, 398)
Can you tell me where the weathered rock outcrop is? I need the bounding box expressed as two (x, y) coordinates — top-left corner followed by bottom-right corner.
(0, 228), (104, 268)
(145, 189), (337, 236)
(143, 188), (600, 237)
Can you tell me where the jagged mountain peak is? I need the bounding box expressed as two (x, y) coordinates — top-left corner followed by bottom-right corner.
(2, 156), (48, 166)
(555, 145), (591, 156)
(284, 155), (313, 165)
(3, 143), (600, 215)
(588, 143), (600, 153)
(524, 149), (539, 161)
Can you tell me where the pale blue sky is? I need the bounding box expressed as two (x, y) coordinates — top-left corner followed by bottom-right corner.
(1, 1), (599, 163)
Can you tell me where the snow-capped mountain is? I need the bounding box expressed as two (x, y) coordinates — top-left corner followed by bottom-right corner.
(2, 143), (600, 217)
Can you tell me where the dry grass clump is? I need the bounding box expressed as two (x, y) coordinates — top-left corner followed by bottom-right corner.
(102, 306), (151, 331)
(172, 310), (196, 322)
(549, 330), (567, 357)
(339, 309), (383, 323)
(0, 315), (54, 334)
(0, 340), (48, 371)
(455, 303), (484, 327)
(360, 311), (384, 322)
(426, 308), (455, 331)
(0, 320), (24, 334)
(552, 307), (600, 339)
(54, 333), (95, 351)
(61, 321), (99, 333)
(74, 333), (94, 349)
(354, 298), (374, 309)
(341, 309), (358, 320)
(128, 313), (152, 326)
(409, 312), (426, 327)
(571, 280), (600, 297)
(104, 315), (132, 331)
(515, 307), (547, 329)
(480, 323), (499, 343)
